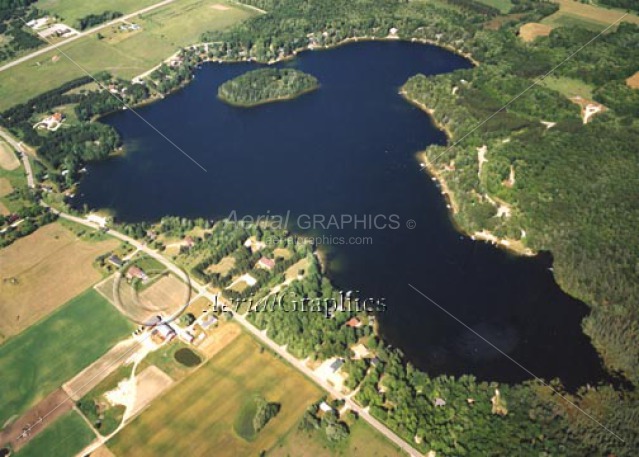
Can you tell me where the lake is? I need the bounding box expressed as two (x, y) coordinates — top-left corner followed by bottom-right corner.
(75, 41), (608, 389)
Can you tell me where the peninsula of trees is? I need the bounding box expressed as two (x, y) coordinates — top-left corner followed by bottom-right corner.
(217, 68), (319, 107)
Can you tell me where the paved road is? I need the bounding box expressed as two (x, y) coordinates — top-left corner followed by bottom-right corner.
(0, 127), (34, 188)
(51, 210), (422, 456)
(0, 0), (176, 74)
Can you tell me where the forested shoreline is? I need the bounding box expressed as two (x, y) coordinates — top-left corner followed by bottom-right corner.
(218, 68), (319, 107)
(1, 0), (638, 453)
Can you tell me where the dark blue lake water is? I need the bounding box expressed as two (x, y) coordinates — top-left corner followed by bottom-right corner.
(75, 41), (608, 389)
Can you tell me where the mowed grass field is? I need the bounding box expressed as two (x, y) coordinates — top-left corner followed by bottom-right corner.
(0, 221), (118, 342)
(35, 0), (160, 24)
(270, 420), (406, 457)
(542, 0), (639, 32)
(0, 0), (256, 111)
(109, 333), (322, 457)
(0, 288), (133, 425)
(0, 140), (20, 170)
(14, 410), (95, 457)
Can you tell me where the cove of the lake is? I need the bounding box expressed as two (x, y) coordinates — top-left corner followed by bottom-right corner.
(75, 41), (608, 389)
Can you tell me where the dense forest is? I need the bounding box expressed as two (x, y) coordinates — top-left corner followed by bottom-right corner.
(218, 68), (319, 107)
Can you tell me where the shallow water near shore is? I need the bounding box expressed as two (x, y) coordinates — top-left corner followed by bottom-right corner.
(75, 41), (609, 389)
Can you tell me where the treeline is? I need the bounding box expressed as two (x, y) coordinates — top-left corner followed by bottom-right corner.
(443, 0), (501, 16)
(597, 0), (639, 13)
(218, 68), (319, 107)
(0, 0), (43, 62)
(76, 11), (122, 31)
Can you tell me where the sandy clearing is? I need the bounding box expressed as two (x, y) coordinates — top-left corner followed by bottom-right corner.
(128, 365), (174, 418)
(211, 3), (230, 10)
(519, 22), (552, 42)
(0, 141), (20, 170)
(627, 71), (639, 89)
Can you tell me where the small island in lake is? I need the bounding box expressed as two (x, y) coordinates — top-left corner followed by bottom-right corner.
(217, 68), (319, 107)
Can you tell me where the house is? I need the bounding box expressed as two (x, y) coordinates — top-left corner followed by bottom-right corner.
(51, 112), (64, 122)
(244, 237), (266, 252)
(345, 317), (362, 328)
(329, 358), (344, 373)
(256, 257), (275, 271)
(319, 402), (333, 413)
(201, 314), (218, 330)
(370, 356), (381, 367)
(126, 265), (148, 282)
(153, 322), (176, 342)
(351, 343), (370, 360)
(184, 236), (195, 248)
(108, 254), (124, 268)
(87, 213), (108, 228)
(434, 398), (446, 407)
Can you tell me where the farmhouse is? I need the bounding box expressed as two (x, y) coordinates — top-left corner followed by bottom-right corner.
(126, 265), (148, 282)
(256, 257), (275, 271)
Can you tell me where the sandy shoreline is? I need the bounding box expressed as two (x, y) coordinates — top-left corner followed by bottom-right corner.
(399, 90), (535, 257)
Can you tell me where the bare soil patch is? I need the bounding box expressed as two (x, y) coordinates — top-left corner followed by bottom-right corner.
(627, 71), (639, 89)
(212, 3), (230, 10)
(197, 322), (242, 359)
(129, 365), (174, 418)
(519, 22), (552, 42)
(0, 388), (72, 452)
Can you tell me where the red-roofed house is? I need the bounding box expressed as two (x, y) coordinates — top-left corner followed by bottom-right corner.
(256, 257), (275, 271)
(345, 317), (362, 328)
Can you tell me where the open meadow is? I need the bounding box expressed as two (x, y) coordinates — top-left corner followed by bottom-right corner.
(109, 333), (322, 457)
(0, 288), (133, 425)
(0, 221), (118, 342)
(35, 0), (160, 25)
(0, 0), (256, 111)
(541, 0), (639, 32)
(0, 141), (19, 170)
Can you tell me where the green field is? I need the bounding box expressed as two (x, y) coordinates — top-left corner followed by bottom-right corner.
(35, 0), (160, 24)
(0, 288), (132, 425)
(0, 0), (256, 111)
(109, 333), (322, 457)
(14, 410), (95, 457)
(270, 420), (406, 457)
(540, 75), (594, 99)
(475, 0), (513, 14)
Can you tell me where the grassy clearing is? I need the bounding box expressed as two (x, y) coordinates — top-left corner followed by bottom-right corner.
(234, 397), (259, 441)
(35, 0), (160, 24)
(139, 340), (201, 381)
(518, 22), (553, 42)
(0, 288), (133, 425)
(0, 222), (118, 342)
(541, 0), (639, 32)
(0, 0), (256, 111)
(475, 0), (513, 13)
(14, 410), (95, 457)
(540, 75), (595, 99)
(0, 166), (27, 213)
(269, 420), (406, 457)
(109, 333), (322, 457)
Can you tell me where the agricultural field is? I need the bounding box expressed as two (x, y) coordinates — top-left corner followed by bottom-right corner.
(0, 0), (257, 111)
(13, 410), (95, 457)
(35, 0), (160, 25)
(518, 22), (552, 42)
(269, 420), (406, 457)
(542, 0), (639, 32)
(0, 140), (19, 170)
(109, 333), (322, 457)
(0, 288), (133, 425)
(0, 222), (118, 341)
